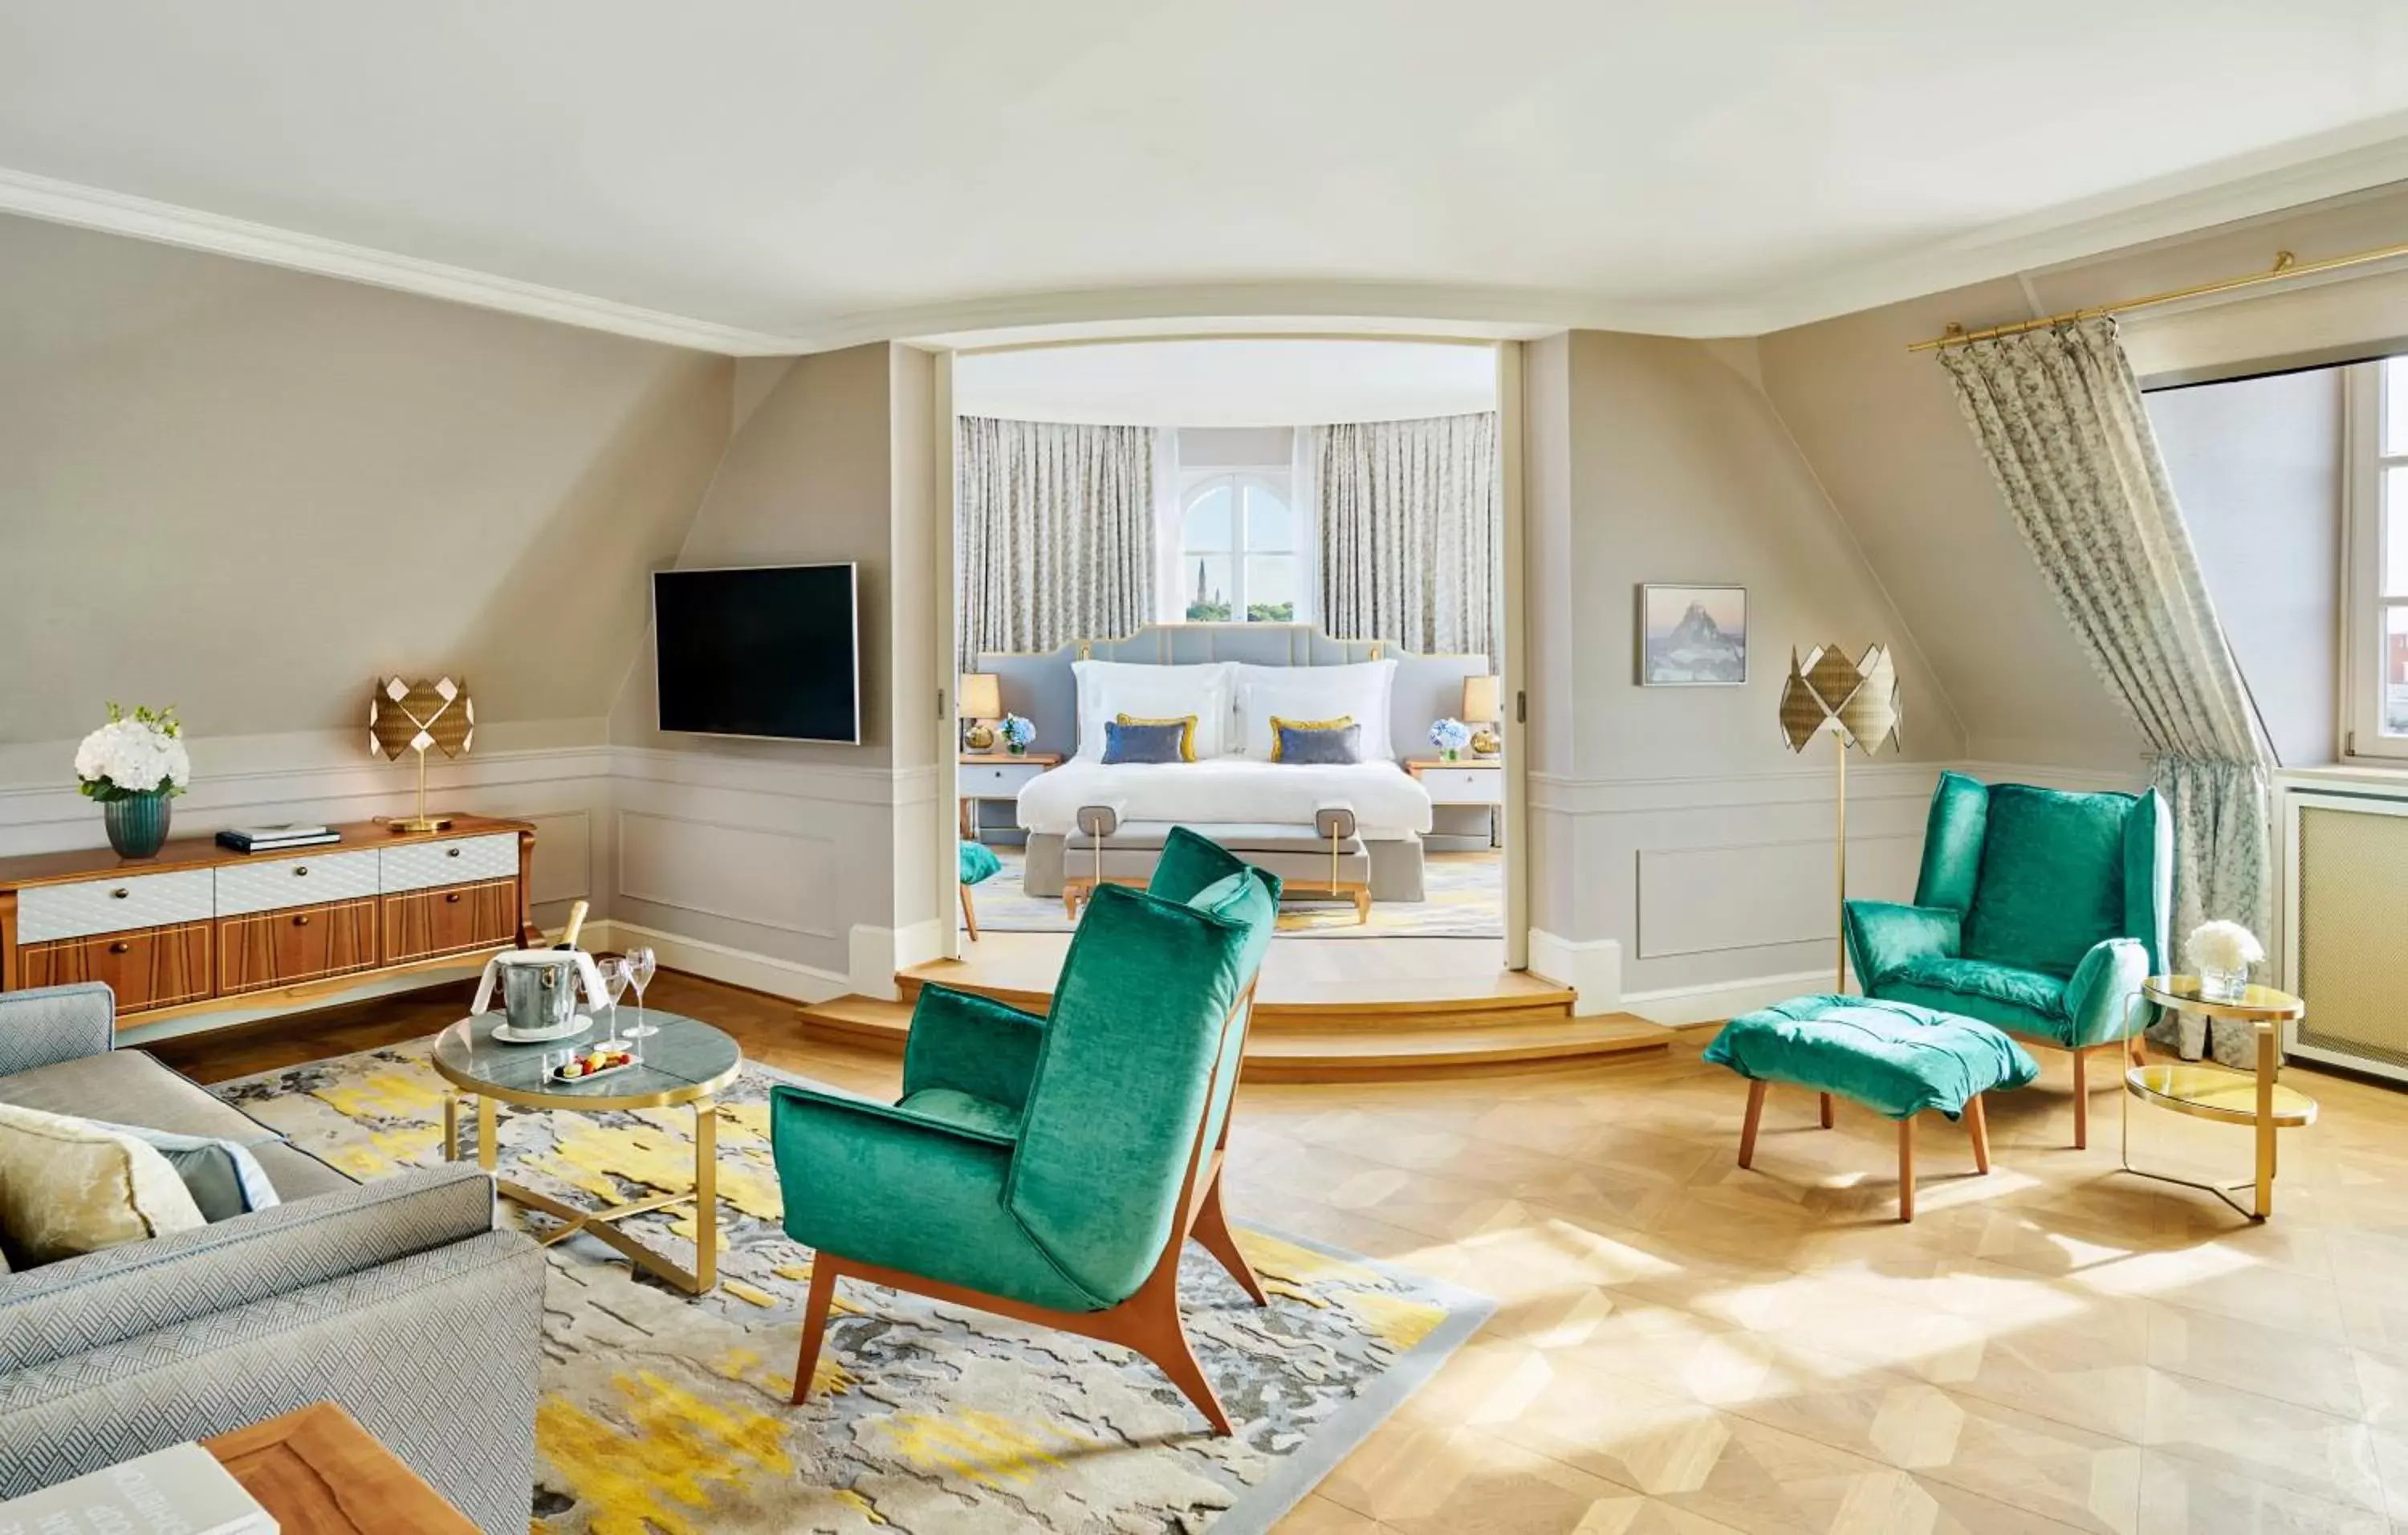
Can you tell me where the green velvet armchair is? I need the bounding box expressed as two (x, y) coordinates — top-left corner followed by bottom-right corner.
(771, 827), (1280, 1434)
(1844, 771), (2170, 1148)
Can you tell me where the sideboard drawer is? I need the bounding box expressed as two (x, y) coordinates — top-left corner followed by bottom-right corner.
(219, 898), (380, 996)
(215, 848), (381, 917)
(380, 877), (519, 965)
(380, 833), (519, 894)
(18, 868), (217, 943)
(18, 920), (214, 1011)
(960, 761), (1047, 798)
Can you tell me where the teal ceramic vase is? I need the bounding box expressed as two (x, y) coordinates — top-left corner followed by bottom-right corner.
(104, 792), (172, 859)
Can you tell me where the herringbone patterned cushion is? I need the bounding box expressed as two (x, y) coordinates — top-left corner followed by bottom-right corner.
(0, 1164), (494, 1371)
(0, 1229), (543, 1534)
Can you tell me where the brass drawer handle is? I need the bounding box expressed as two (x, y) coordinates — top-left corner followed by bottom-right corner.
(293, 865), (308, 876)
(445, 891), (462, 903)
(108, 940), (129, 955)
(446, 847), (462, 857)
(293, 914), (311, 926)
(111, 887), (130, 899)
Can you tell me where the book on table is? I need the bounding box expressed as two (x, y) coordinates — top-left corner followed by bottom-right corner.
(0, 1441), (277, 1533)
(216, 825), (340, 853)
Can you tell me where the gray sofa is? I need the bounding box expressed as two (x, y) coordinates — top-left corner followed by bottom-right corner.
(0, 983), (544, 1534)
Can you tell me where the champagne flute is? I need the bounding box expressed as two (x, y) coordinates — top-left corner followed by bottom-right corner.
(623, 947), (659, 1038)
(598, 955), (631, 1045)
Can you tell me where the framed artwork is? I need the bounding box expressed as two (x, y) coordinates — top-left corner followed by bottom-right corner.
(1639, 584), (1747, 686)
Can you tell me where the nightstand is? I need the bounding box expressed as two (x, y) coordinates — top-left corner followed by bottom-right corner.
(959, 752), (1061, 841)
(1405, 755), (1503, 846)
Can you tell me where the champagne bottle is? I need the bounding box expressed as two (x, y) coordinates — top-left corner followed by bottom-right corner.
(555, 899), (590, 951)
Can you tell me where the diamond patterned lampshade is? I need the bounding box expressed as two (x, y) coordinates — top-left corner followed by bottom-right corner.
(368, 676), (473, 833)
(1777, 645), (1899, 755)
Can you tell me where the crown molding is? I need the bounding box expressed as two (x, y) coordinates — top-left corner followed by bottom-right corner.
(1736, 114), (2408, 336)
(0, 165), (810, 356)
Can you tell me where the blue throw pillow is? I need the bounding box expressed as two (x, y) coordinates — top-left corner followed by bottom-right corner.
(88, 1118), (283, 1221)
(1272, 721), (1364, 764)
(1103, 719), (1190, 764)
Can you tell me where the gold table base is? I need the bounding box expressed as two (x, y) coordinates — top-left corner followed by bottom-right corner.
(2118, 978), (2316, 1223)
(445, 1091), (720, 1295)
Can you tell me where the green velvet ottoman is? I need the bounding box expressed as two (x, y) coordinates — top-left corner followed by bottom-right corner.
(1703, 996), (2040, 1222)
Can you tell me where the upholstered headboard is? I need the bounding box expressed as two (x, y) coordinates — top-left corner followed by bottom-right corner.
(974, 623), (1489, 759)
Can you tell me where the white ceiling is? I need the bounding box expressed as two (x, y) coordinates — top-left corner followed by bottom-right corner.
(4, 2), (2408, 352)
(954, 340), (1495, 425)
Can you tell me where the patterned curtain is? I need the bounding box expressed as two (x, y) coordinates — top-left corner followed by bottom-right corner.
(1313, 413), (1502, 665)
(956, 417), (1155, 672)
(1937, 318), (2271, 1065)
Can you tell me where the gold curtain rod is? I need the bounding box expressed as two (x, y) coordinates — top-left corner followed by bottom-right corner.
(1907, 238), (2408, 353)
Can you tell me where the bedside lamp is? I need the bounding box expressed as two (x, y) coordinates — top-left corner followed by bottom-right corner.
(1462, 674), (1503, 757)
(960, 673), (1003, 752)
(370, 676), (474, 833)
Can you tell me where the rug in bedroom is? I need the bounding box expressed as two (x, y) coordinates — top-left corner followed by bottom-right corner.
(214, 1038), (1493, 1535)
(970, 845), (1504, 938)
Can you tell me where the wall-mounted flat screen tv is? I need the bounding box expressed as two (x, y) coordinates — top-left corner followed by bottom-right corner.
(653, 564), (861, 743)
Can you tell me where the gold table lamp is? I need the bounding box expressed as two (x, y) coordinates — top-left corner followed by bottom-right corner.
(370, 676), (474, 833)
(959, 672), (1003, 752)
(1778, 645), (1900, 992)
(1462, 674), (1503, 757)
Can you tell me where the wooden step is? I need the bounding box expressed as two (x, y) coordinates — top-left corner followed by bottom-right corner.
(891, 970), (1572, 1031)
(795, 995), (1662, 1082)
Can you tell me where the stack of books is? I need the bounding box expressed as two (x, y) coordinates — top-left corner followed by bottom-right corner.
(0, 1441), (278, 1533)
(214, 823), (340, 854)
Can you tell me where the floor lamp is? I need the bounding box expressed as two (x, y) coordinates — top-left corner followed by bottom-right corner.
(1778, 645), (1900, 994)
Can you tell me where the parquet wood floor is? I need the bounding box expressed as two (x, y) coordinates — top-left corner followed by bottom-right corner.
(158, 971), (2408, 1533)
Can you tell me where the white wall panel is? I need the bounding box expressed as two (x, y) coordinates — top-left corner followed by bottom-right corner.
(615, 809), (836, 939)
(1637, 833), (1918, 959)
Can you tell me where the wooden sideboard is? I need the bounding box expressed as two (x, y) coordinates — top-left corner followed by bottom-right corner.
(0, 815), (535, 1029)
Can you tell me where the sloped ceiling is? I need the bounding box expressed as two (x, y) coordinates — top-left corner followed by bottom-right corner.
(1754, 183), (2408, 771)
(0, 211), (732, 748)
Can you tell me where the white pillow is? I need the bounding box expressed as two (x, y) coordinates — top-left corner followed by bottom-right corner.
(1072, 662), (1236, 761)
(1235, 661), (1398, 761)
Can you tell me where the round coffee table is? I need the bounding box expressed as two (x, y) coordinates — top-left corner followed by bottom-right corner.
(2121, 976), (2315, 1221)
(431, 1007), (742, 1293)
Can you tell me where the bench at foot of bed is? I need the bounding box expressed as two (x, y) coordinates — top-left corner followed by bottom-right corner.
(1051, 808), (1396, 919)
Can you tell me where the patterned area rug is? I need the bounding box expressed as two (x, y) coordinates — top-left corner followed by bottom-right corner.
(971, 847), (1503, 939)
(213, 1039), (1491, 1534)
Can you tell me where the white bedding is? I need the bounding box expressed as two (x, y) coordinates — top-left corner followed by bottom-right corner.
(1016, 757), (1434, 839)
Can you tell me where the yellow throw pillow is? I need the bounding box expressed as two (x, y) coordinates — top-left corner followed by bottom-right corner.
(1114, 713), (1198, 762)
(1268, 715), (1355, 762)
(0, 1102), (206, 1264)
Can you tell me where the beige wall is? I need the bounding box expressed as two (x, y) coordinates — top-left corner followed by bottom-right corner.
(1523, 330), (1963, 1011)
(0, 211), (731, 749)
(606, 342), (944, 992)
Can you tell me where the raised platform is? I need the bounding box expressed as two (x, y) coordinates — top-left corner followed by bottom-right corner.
(796, 933), (1670, 1081)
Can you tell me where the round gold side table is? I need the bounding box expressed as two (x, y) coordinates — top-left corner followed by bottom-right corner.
(2121, 976), (2316, 1221)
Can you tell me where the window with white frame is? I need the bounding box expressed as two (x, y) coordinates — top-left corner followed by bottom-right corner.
(2346, 356), (2408, 757)
(1178, 471), (1298, 623)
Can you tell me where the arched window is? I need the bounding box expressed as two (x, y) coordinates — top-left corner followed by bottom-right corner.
(1180, 474), (1296, 623)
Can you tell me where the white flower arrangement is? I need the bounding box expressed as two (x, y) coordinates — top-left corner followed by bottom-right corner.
(75, 703), (190, 801)
(2186, 919), (2264, 979)
(999, 714), (1035, 751)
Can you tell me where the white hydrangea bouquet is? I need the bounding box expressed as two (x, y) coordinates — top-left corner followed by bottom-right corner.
(999, 714), (1035, 755)
(75, 702), (190, 801)
(1429, 716), (1472, 762)
(2186, 919), (2264, 1003)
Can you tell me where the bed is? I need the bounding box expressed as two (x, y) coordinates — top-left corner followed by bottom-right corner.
(974, 624), (1488, 902)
